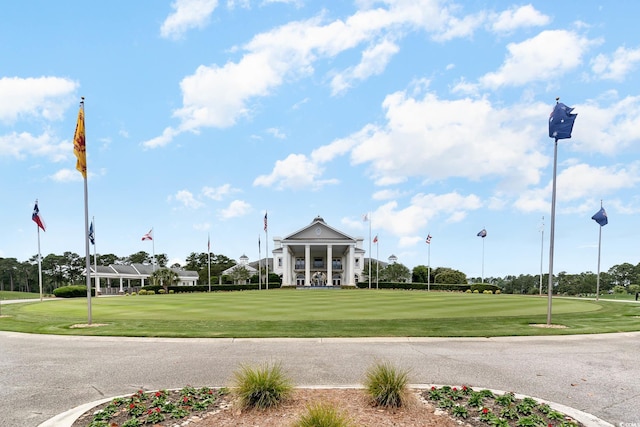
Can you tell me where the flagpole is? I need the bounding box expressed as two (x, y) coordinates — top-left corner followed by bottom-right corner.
(368, 213), (371, 289)
(427, 235), (431, 292)
(539, 216), (544, 296)
(92, 216), (99, 295)
(547, 137), (558, 325)
(481, 228), (485, 283)
(152, 227), (156, 271)
(258, 235), (262, 290)
(595, 201), (603, 301)
(208, 233), (211, 292)
(375, 238), (379, 289)
(36, 216), (43, 302)
(265, 217), (269, 291)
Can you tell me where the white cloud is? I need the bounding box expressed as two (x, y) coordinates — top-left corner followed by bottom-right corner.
(202, 183), (239, 200)
(0, 76), (77, 123)
(253, 153), (339, 190)
(570, 95), (640, 154)
(432, 10), (486, 42)
(372, 189), (405, 200)
(160, 0), (219, 40)
(591, 46), (640, 81)
(372, 191), (482, 236)
(170, 189), (205, 209)
(345, 90), (548, 191)
(266, 127), (286, 139)
(218, 199), (252, 219)
(0, 131), (69, 161)
(479, 30), (595, 89)
(514, 163), (640, 212)
(331, 39), (400, 95)
(147, 1), (492, 147)
(490, 4), (550, 34)
(50, 168), (83, 182)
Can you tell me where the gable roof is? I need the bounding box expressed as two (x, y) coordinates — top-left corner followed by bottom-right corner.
(283, 215), (357, 242)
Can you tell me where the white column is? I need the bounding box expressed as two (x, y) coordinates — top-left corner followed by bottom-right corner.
(348, 245), (355, 286)
(119, 277), (124, 293)
(326, 244), (333, 286)
(305, 244), (311, 286)
(283, 244), (290, 286)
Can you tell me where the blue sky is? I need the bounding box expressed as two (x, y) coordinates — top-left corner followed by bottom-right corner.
(2, 1), (640, 279)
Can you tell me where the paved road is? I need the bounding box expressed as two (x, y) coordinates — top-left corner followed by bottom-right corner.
(1, 330), (639, 427)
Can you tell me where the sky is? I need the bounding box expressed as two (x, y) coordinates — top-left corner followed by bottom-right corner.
(2, 0), (640, 279)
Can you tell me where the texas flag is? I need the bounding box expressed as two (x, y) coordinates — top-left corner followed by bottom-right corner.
(32, 201), (46, 231)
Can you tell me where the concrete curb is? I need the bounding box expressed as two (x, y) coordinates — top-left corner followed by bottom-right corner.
(38, 384), (614, 427)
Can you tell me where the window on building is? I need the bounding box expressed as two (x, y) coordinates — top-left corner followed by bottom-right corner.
(278, 257), (282, 267)
(332, 258), (342, 269)
(355, 258), (360, 267)
(295, 258), (305, 269)
(313, 257), (324, 268)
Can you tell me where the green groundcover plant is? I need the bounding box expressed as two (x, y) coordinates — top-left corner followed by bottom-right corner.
(79, 386), (227, 427)
(425, 385), (582, 427)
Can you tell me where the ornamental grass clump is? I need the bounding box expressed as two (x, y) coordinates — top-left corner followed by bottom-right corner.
(233, 362), (293, 409)
(293, 402), (355, 427)
(363, 360), (410, 408)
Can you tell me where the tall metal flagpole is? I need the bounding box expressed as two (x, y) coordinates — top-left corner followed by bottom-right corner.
(264, 211), (269, 290)
(258, 235), (262, 290)
(73, 97), (92, 324)
(208, 233), (211, 292)
(375, 237), (379, 289)
(92, 217), (99, 295)
(152, 228), (156, 271)
(481, 228), (485, 283)
(547, 137), (558, 325)
(427, 234), (431, 291)
(539, 216), (544, 296)
(36, 209), (43, 302)
(595, 201), (604, 301)
(365, 213), (371, 289)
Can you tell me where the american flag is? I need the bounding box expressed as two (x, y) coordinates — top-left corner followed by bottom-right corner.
(264, 212), (268, 231)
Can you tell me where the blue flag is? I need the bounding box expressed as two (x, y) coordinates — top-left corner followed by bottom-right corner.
(549, 102), (577, 140)
(591, 207), (608, 227)
(477, 229), (487, 238)
(88, 221), (95, 245)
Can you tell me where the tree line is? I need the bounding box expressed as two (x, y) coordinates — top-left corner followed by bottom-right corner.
(1, 251), (639, 296)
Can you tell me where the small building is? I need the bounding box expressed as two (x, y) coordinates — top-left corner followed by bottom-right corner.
(222, 254), (258, 285)
(89, 263), (198, 294)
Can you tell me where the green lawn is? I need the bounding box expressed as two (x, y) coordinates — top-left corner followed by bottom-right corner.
(1, 290), (639, 338)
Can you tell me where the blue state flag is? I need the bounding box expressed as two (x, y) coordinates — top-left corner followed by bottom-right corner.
(477, 228), (487, 238)
(88, 221), (95, 245)
(591, 207), (608, 227)
(549, 102), (577, 140)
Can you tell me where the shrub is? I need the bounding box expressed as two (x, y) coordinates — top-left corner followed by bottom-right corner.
(232, 362), (293, 409)
(363, 360), (410, 408)
(293, 403), (354, 427)
(138, 289), (147, 295)
(53, 285), (95, 298)
(473, 289), (479, 293)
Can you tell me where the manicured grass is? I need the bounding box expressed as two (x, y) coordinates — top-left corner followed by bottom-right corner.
(0, 290), (41, 300)
(1, 290), (639, 337)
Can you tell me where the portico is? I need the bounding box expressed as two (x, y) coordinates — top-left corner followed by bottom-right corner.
(272, 216), (365, 287)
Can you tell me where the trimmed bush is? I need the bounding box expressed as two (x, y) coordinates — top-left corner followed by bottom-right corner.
(233, 362), (293, 410)
(363, 361), (410, 408)
(53, 285), (95, 298)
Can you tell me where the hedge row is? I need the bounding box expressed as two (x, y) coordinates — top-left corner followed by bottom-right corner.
(53, 285), (96, 298)
(355, 282), (501, 292)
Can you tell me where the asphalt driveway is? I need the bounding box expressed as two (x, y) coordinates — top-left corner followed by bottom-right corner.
(1, 330), (639, 426)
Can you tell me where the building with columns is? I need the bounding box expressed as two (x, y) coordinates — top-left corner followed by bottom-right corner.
(271, 216), (366, 287)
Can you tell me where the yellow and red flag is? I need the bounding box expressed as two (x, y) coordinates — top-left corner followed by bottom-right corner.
(73, 100), (86, 178)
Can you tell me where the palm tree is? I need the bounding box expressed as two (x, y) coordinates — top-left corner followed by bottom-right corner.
(149, 267), (179, 292)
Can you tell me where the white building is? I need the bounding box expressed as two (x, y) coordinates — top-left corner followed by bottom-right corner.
(271, 216), (366, 287)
